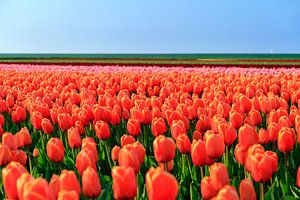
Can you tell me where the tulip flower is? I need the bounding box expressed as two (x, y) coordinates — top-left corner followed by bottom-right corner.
(57, 190), (79, 200)
(278, 127), (296, 153)
(200, 176), (218, 200)
(2, 132), (17, 151)
(41, 118), (54, 134)
(59, 170), (81, 195)
(153, 135), (176, 163)
(191, 140), (213, 168)
(146, 167), (178, 200)
(118, 148), (140, 173)
(22, 178), (52, 200)
(151, 117), (167, 137)
(238, 124), (259, 151)
(12, 106), (26, 123)
(127, 118), (141, 136)
(95, 120), (110, 140)
(214, 185), (239, 200)
(49, 174), (60, 199)
(17, 173), (33, 200)
(120, 134), (136, 147)
(58, 113), (73, 131)
(111, 145), (121, 161)
(67, 127), (82, 149)
(297, 166), (300, 188)
(176, 134), (191, 154)
(75, 148), (97, 176)
(0, 143), (11, 166)
(112, 166), (137, 199)
(209, 163), (230, 191)
(31, 111), (43, 130)
(239, 178), (257, 200)
(205, 133), (225, 159)
(82, 167), (102, 198)
(46, 138), (64, 163)
(15, 127), (32, 148)
(11, 150), (27, 166)
(2, 161), (27, 199)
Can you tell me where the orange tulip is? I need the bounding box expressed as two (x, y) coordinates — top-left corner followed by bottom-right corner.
(49, 174), (60, 199)
(31, 111), (43, 130)
(67, 127), (81, 149)
(205, 133), (225, 159)
(57, 190), (79, 200)
(191, 140), (213, 166)
(75, 148), (97, 176)
(200, 176), (218, 200)
(297, 166), (300, 188)
(0, 143), (11, 166)
(12, 106), (26, 124)
(33, 148), (39, 158)
(153, 135), (176, 163)
(17, 173), (33, 200)
(0, 113), (4, 127)
(11, 150), (27, 166)
(118, 148), (140, 173)
(112, 166), (137, 199)
(2, 132), (17, 151)
(95, 120), (110, 140)
(278, 127), (296, 153)
(58, 113), (73, 131)
(146, 167), (178, 200)
(82, 167), (102, 198)
(214, 185), (239, 200)
(151, 117), (167, 137)
(209, 163), (229, 191)
(15, 127), (32, 148)
(120, 134), (136, 147)
(41, 118), (54, 134)
(170, 120), (186, 139)
(127, 118), (141, 136)
(267, 122), (280, 142)
(176, 134), (191, 154)
(59, 170), (81, 195)
(217, 122), (237, 146)
(2, 161), (27, 199)
(111, 145), (121, 161)
(229, 111), (244, 129)
(258, 128), (269, 144)
(82, 137), (98, 162)
(46, 138), (64, 162)
(248, 109), (262, 126)
(239, 178), (257, 200)
(238, 124), (259, 150)
(22, 178), (52, 200)
(234, 143), (246, 165)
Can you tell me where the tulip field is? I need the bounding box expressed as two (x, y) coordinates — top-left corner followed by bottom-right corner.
(2, 63), (300, 199)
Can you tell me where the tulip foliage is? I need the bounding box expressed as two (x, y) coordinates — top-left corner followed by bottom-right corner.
(1, 64), (300, 199)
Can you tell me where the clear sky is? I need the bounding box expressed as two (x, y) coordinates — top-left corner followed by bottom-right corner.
(0, 0), (299, 54)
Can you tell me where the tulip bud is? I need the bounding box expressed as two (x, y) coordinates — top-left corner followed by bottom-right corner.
(59, 170), (81, 195)
(153, 135), (176, 163)
(146, 167), (178, 200)
(46, 138), (64, 163)
(82, 167), (102, 198)
(112, 166), (137, 199)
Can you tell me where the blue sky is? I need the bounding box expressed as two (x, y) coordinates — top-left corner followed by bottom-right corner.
(0, 0), (299, 53)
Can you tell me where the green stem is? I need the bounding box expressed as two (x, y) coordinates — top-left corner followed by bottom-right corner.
(200, 166), (204, 180)
(185, 154), (193, 181)
(104, 141), (113, 170)
(164, 163), (168, 172)
(27, 147), (32, 174)
(225, 145), (229, 167)
(260, 182), (264, 200)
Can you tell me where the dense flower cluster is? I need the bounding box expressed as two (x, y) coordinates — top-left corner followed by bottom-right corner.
(0, 64), (300, 199)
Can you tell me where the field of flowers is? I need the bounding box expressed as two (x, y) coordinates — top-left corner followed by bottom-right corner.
(1, 63), (300, 199)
